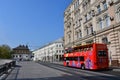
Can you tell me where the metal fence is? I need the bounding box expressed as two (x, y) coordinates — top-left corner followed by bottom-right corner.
(0, 60), (16, 76)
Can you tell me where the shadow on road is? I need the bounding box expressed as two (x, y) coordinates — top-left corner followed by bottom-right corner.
(15, 65), (22, 68)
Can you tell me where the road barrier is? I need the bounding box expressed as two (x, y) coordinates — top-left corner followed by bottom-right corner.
(0, 59), (16, 76)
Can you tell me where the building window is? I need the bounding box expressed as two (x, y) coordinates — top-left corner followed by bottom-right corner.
(97, 5), (101, 14)
(56, 45), (58, 47)
(62, 50), (64, 53)
(104, 15), (110, 27)
(61, 44), (63, 47)
(83, 3), (87, 10)
(59, 45), (61, 47)
(99, 18), (103, 29)
(102, 37), (108, 44)
(76, 31), (79, 39)
(103, 1), (107, 10)
(56, 50), (58, 53)
(85, 15), (87, 22)
(74, 0), (79, 9)
(88, 11), (92, 19)
(59, 50), (61, 53)
(82, 0), (91, 10)
(90, 26), (93, 34)
(68, 34), (71, 43)
(87, 27), (89, 35)
(78, 19), (81, 26)
(79, 30), (82, 38)
(88, 0), (90, 5)
(76, 30), (82, 39)
(85, 27), (89, 36)
(116, 7), (120, 22)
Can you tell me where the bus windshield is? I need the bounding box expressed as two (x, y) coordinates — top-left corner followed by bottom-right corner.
(98, 51), (107, 57)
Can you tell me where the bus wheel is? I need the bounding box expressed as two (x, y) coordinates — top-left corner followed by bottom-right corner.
(81, 64), (85, 70)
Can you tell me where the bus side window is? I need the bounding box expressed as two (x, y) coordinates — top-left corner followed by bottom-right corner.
(79, 56), (84, 61)
(69, 57), (73, 61)
(75, 57), (78, 61)
(66, 57), (69, 60)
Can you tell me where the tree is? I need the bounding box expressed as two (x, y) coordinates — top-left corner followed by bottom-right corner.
(0, 44), (12, 59)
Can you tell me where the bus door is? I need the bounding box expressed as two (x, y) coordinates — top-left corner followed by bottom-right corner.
(97, 50), (108, 69)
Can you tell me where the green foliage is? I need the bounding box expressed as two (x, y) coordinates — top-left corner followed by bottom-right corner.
(0, 44), (12, 59)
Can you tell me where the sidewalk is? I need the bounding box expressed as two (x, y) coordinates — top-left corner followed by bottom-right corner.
(51, 61), (63, 65)
(0, 59), (15, 80)
(0, 59), (13, 65)
(110, 66), (120, 72)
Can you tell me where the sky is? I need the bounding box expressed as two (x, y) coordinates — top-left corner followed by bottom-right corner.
(0, 0), (72, 50)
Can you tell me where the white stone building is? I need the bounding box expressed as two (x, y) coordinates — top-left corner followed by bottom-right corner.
(33, 38), (64, 62)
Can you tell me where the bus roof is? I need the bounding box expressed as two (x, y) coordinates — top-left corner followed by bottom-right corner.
(72, 43), (106, 50)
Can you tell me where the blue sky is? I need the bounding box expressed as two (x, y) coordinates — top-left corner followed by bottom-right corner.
(0, 0), (72, 50)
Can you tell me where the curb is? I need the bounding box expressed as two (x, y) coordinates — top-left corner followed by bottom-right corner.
(0, 67), (14, 80)
(113, 69), (120, 72)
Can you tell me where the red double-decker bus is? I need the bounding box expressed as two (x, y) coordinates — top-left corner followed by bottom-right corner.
(63, 43), (109, 70)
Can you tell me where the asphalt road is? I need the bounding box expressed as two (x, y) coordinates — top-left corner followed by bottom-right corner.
(6, 61), (120, 80)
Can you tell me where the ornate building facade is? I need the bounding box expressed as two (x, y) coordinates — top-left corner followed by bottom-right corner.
(12, 45), (31, 61)
(64, 0), (120, 66)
